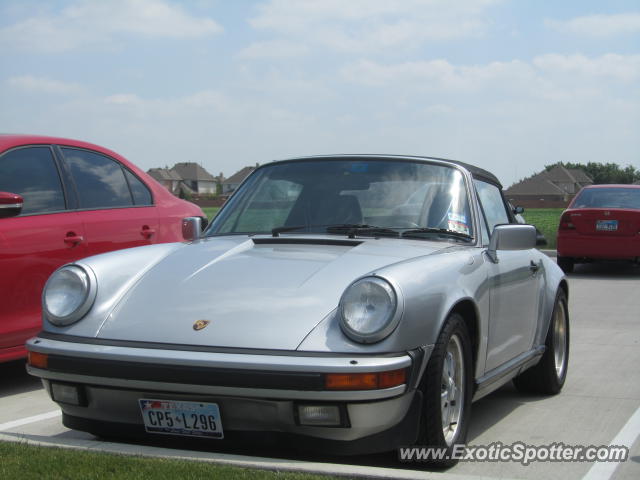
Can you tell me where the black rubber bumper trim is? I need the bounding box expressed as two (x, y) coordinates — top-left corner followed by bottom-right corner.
(34, 332), (409, 358)
(47, 355), (324, 391)
(62, 389), (422, 456)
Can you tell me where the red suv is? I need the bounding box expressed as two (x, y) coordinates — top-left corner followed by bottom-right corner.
(0, 134), (206, 362)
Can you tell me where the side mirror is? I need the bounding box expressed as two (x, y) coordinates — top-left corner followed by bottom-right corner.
(487, 224), (536, 263)
(182, 216), (202, 242)
(0, 192), (23, 218)
(535, 227), (548, 247)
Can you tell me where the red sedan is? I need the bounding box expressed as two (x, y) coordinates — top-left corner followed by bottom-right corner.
(0, 134), (206, 362)
(557, 184), (640, 273)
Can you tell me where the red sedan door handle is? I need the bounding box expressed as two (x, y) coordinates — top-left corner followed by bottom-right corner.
(141, 226), (156, 239)
(64, 233), (84, 247)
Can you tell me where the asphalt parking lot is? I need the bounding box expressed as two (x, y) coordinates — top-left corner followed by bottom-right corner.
(1, 261), (639, 480)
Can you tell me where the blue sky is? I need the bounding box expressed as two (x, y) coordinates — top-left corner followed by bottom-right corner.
(1, 0), (638, 186)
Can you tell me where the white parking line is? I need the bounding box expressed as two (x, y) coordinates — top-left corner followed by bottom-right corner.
(582, 404), (640, 480)
(0, 410), (61, 432)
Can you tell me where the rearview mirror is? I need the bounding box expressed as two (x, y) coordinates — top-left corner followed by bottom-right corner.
(487, 224), (536, 263)
(0, 191), (23, 218)
(182, 217), (202, 242)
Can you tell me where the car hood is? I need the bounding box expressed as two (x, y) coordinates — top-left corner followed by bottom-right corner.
(96, 235), (452, 350)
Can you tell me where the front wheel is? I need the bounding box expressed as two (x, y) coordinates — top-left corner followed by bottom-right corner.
(417, 313), (473, 467)
(513, 289), (569, 395)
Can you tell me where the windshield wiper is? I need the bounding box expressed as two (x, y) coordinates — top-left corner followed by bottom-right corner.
(325, 224), (400, 238)
(401, 228), (473, 242)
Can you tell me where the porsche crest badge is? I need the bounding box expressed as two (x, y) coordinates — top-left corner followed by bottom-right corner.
(193, 320), (211, 331)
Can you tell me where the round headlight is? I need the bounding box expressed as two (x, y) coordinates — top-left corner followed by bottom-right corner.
(339, 277), (399, 344)
(43, 265), (96, 326)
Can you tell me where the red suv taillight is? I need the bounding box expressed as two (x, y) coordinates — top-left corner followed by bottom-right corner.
(559, 213), (575, 230)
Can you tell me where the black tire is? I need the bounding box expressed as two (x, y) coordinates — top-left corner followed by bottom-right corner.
(557, 256), (574, 274)
(417, 313), (473, 467)
(513, 289), (569, 395)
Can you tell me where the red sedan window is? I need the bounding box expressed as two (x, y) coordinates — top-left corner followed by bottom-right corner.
(0, 147), (66, 214)
(573, 188), (640, 209)
(62, 148), (134, 209)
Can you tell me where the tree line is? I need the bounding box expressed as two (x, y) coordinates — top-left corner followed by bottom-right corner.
(546, 162), (640, 184)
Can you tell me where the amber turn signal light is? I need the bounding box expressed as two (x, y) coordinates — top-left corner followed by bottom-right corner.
(325, 368), (406, 390)
(28, 351), (48, 369)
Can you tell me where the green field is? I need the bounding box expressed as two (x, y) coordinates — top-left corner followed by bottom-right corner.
(0, 442), (340, 480)
(202, 206), (564, 249)
(203, 207), (221, 221)
(522, 208), (564, 249)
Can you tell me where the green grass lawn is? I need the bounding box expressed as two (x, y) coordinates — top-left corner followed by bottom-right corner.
(202, 207), (221, 221)
(0, 441), (344, 480)
(522, 208), (564, 249)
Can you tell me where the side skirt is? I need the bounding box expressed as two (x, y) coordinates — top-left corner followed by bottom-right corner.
(473, 346), (545, 401)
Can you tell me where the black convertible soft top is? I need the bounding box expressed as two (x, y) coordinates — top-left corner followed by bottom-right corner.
(266, 155), (503, 189)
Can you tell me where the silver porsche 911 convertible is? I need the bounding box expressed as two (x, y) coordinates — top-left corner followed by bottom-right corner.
(27, 155), (569, 466)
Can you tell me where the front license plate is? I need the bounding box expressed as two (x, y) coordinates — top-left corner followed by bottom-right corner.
(596, 220), (618, 231)
(139, 399), (223, 439)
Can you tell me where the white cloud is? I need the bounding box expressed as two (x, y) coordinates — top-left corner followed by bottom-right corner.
(341, 58), (534, 91)
(248, 0), (502, 53)
(0, 0), (223, 52)
(533, 53), (640, 83)
(6, 75), (84, 95)
(237, 40), (310, 59)
(341, 53), (640, 97)
(546, 12), (640, 37)
(425, 104), (454, 114)
(104, 93), (143, 105)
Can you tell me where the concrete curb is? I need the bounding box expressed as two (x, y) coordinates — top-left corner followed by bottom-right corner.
(0, 433), (520, 480)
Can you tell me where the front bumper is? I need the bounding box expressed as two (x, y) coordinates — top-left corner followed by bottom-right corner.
(27, 335), (431, 454)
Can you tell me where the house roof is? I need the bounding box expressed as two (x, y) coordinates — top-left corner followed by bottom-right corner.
(171, 162), (216, 182)
(506, 164), (592, 196)
(544, 164), (592, 184)
(505, 176), (567, 196)
(147, 167), (182, 181)
(567, 168), (592, 183)
(223, 166), (256, 185)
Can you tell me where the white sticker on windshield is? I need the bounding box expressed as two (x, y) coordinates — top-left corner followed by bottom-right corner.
(448, 220), (470, 236)
(448, 212), (467, 224)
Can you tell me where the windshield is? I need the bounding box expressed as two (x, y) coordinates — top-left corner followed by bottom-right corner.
(207, 159), (473, 240)
(573, 188), (640, 209)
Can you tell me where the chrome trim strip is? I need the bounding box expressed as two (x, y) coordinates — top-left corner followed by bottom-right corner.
(0, 203), (21, 209)
(27, 367), (407, 401)
(27, 337), (412, 373)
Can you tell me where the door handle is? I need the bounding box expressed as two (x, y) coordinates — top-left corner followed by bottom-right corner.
(141, 226), (156, 239)
(64, 233), (84, 247)
(529, 260), (541, 273)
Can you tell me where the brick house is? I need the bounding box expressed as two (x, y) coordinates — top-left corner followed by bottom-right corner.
(170, 162), (218, 195)
(147, 168), (183, 194)
(221, 166), (256, 194)
(505, 165), (593, 208)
